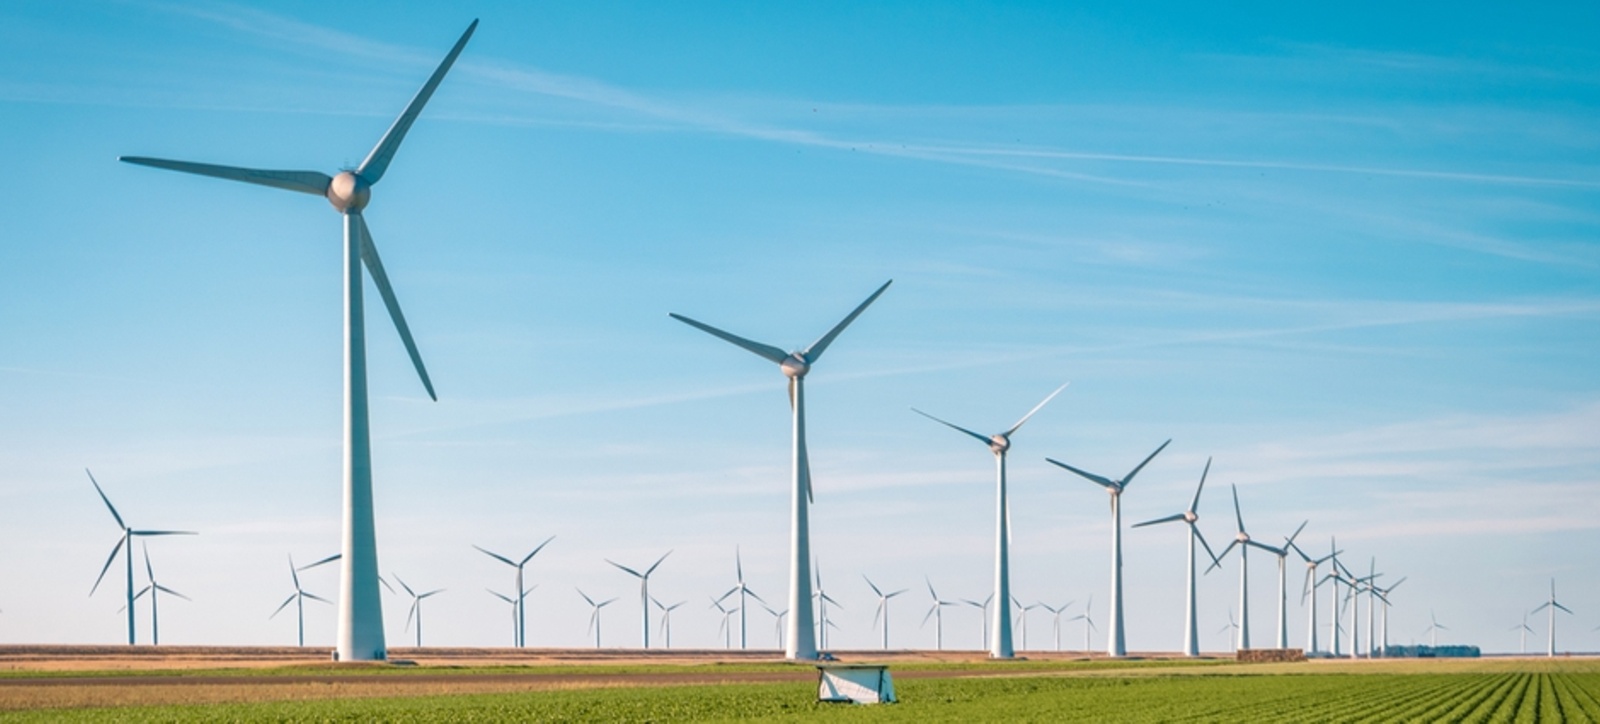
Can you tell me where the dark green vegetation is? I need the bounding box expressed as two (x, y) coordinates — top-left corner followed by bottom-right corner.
(6, 664), (1600, 722)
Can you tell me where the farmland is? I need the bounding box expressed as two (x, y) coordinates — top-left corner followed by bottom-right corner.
(2, 650), (1598, 722)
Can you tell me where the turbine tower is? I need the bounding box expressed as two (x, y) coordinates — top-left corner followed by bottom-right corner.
(669, 280), (891, 660)
(1070, 595), (1097, 653)
(922, 578), (956, 650)
(87, 470), (196, 645)
(271, 554), (332, 647)
(1206, 484), (1280, 651)
(1047, 439), (1171, 656)
(578, 589), (617, 648)
(120, 21), (476, 662)
(1269, 522), (1308, 650)
(864, 575), (907, 650)
(715, 548), (766, 650)
(486, 589), (525, 647)
(912, 383), (1068, 659)
(1288, 538), (1338, 654)
(653, 597), (686, 649)
(396, 575), (444, 648)
(133, 543), (190, 646)
(1373, 576), (1404, 657)
(1131, 457), (1220, 657)
(474, 536), (555, 648)
(961, 594), (994, 650)
(607, 551), (671, 648)
(1530, 578), (1574, 657)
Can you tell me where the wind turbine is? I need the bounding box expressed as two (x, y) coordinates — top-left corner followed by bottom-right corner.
(652, 596), (686, 649)
(864, 576), (907, 650)
(912, 382), (1068, 659)
(1219, 608), (1240, 652)
(812, 564), (842, 651)
(1530, 578), (1574, 657)
(670, 279), (891, 660)
(396, 575), (444, 648)
(1206, 484), (1280, 651)
(759, 603), (788, 650)
(120, 21), (477, 662)
(1132, 457), (1220, 657)
(87, 469), (196, 645)
(1289, 538), (1339, 654)
(1048, 440), (1171, 656)
(607, 551), (671, 649)
(1070, 595), (1098, 654)
(1373, 576), (1404, 657)
(1041, 601), (1074, 651)
(1511, 613), (1533, 655)
(711, 596), (739, 649)
(474, 536), (554, 648)
(1362, 558), (1384, 658)
(1269, 522), (1308, 650)
(1013, 598), (1043, 651)
(716, 548), (766, 650)
(577, 589), (617, 648)
(961, 594), (994, 651)
(271, 554), (332, 647)
(1423, 610), (1447, 648)
(922, 578), (957, 650)
(131, 543), (190, 646)
(487, 589), (526, 647)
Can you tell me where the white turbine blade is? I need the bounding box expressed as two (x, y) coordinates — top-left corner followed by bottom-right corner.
(668, 313), (789, 365)
(607, 560), (644, 579)
(405, 601), (418, 633)
(299, 554), (340, 571)
(356, 20), (479, 185)
(85, 469), (126, 530)
(1245, 540), (1283, 556)
(521, 535), (557, 566)
(1193, 526), (1222, 568)
(270, 594), (297, 619)
(154, 584), (190, 602)
(1206, 540), (1237, 573)
(1230, 484), (1246, 533)
(715, 587), (738, 605)
(420, 589), (445, 599)
(910, 408), (992, 447)
(474, 545), (515, 567)
(746, 588), (768, 606)
(90, 537), (125, 596)
(119, 157), (332, 196)
(289, 557), (302, 591)
(1187, 457), (1212, 513)
(863, 575), (883, 597)
(355, 214), (436, 401)
(303, 592), (332, 605)
(488, 589), (515, 604)
(646, 550), (673, 576)
(889, 590), (908, 598)
(1044, 458), (1117, 489)
(1120, 439), (1172, 488)
(1531, 602), (1551, 614)
(1301, 568), (1314, 605)
(395, 575), (416, 597)
(142, 543), (155, 581)
(802, 279), (892, 363)
(1004, 382), (1069, 437)
(379, 576), (395, 594)
(1131, 512), (1186, 528)
(131, 530), (197, 537)
(576, 588), (596, 607)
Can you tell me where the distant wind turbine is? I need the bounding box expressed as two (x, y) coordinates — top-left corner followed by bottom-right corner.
(474, 536), (555, 648)
(711, 596), (740, 649)
(912, 382), (1068, 658)
(130, 543), (189, 646)
(1206, 484), (1280, 651)
(652, 596), (686, 649)
(487, 589), (528, 647)
(813, 563), (842, 650)
(1070, 595), (1097, 654)
(1511, 613), (1533, 655)
(607, 551), (671, 649)
(577, 589), (617, 648)
(962, 594), (994, 651)
(1048, 439), (1171, 656)
(1288, 537), (1339, 654)
(670, 280), (891, 660)
(1373, 576), (1404, 657)
(271, 554), (331, 647)
(86, 469), (196, 645)
(1041, 601), (1074, 652)
(1132, 457), (1220, 657)
(396, 575), (444, 648)
(922, 578), (957, 650)
(759, 603), (788, 649)
(715, 548), (765, 650)
(1530, 578), (1574, 657)
(120, 21), (477, 662)
(1423, 610), (1448, 648)
(1219, 608), (1240, 652)
(864, 576), (908, 650)
(1012, 598), (1042, 651)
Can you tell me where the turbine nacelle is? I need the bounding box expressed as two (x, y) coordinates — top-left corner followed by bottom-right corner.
(780, 353), (810, 379)
(1183, 510), (1198, 524)
(988, 434), (1010, 455)
(327, 171), (371, 213)
(1235, 532), (1250, 544)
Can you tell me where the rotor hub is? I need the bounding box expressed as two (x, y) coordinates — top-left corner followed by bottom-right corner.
(1183, 511), (1198, 523)
(988, 434), (1010, 454)
(327, 171), (371, 213)
(1237, 533), (1250, 543)
(780, 354), (810, 379)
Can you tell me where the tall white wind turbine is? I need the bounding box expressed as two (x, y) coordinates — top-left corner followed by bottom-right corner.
(911, 382), (1068, 659)
(864, 576), (907, 650)
(487, 589), (526, 647)
(474, 536), (555, 648)
(1270, 522), (1308, 650)
(1530, 578), (1574, 657)
(1047, 439), (1171, 656)
(1041, 601), (1074, 651)
(607, 551), (671, 649)
(133, 543), (190, 646)
(669, 280), (891, 660)
(716, 548), (766, 650)
(271, 554), (332, 647)
(1289, 538), (1339, 654)
(922, 578), (957, 650)
(396, 575), (444, 648)
(87, 470), (195, 645)
(711, 596), (739, 649)
(812, 564), (843, 650)
(1205, 484), (1280, 651)
(1423, 610), (1447, 648)
(578, 589), (617, 648)
(120, 22), (477, 662)
(1373, 576), (1403, 657)
(1131, 457), (1220, 657)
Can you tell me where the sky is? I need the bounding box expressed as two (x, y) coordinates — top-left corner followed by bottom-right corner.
(1, 1), (1597, 655)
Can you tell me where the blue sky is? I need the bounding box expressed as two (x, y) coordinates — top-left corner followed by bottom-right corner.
(1, 1), (1597, 654)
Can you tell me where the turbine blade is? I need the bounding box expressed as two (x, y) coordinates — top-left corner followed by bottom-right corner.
(405, 601), (418, 633)
(155, 584), (190, 601)
(910, 408), (992, 447)
(289, 557), (301, 590)
(143, 543), (154, 581)
(1132, 512), (1186, 528)
(473, 545), (517, 567)
(668, 313), (789, 365)
(90, 537), (125, 595)
(1531, 602), (1551, 614)
(576, 588), (596, 606)
(1231, 484), (1246, 533)
(130, 530), (197, 537)
(303, 592), (332, 604)
(355, 214), (436, 401)
(1044, 458), (1117, 489)
(395, 575), (415, 597)
(1206, 540), (1237, 573)
(863, 575), (882, 597)
(299, 554), (340, 571)
(1120, 439), (1171, 489)
(85, 469), (126, 530)
(521, 535), (557, 566)
(646, 550), (672, 576)
(1188, 457), (1212, 513)
(607, 560), (644, 578)
(1194, 526), (1222, 568)
(379, 576), (395, 594)
(356, 20), (479, 185)
(801, 279), (892, 363)
(1004, 382), (1070, 437)
(119, 157), (332, 196)
(270, 594), (296, 619)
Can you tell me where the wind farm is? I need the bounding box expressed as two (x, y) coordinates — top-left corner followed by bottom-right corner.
(2, 2), (1598, 720)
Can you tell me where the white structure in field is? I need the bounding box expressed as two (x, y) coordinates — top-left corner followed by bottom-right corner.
(1131, 457), (1219, 657)
(474, 537), (555, 648)
(817, 665), (896, 704)
(607, 551), (671, 649)
(1047, 439), (1170, 656)
(119, 21), (478, 661)
(1531, 578), (1574, 657)
(911, 383), (1067, 659)
(87, 469), (195, 645)
(670, 280), (891, 660)
(1206, 484), (1281, 651)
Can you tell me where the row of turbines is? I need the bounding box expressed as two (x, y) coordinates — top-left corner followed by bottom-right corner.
(79, 18), (1579, 662)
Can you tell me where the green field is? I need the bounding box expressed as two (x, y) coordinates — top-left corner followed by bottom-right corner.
(6, 660), (1600, 722)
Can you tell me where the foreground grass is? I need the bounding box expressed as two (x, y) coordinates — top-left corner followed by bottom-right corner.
(8, 667), (1600, 722)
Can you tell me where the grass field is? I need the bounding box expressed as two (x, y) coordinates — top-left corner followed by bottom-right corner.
(3, 653), (1599, 722)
